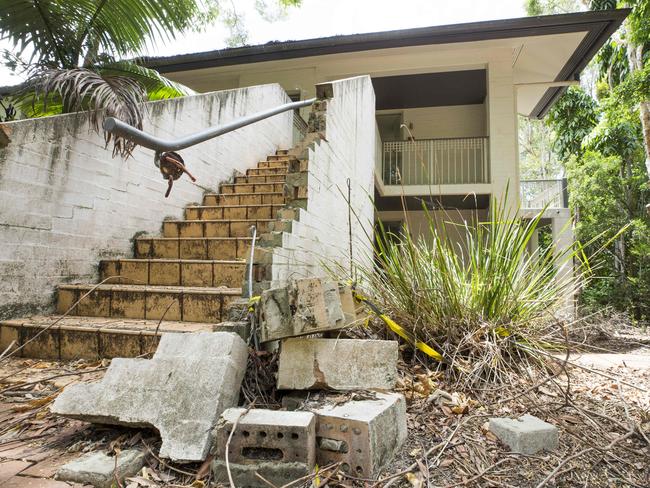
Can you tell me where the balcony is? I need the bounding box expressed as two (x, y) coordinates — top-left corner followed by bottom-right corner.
(520, 178), (568, 208)
(380, 137), (490, 187)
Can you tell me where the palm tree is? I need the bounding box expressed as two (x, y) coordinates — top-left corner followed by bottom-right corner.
(0, 1), (215, 157)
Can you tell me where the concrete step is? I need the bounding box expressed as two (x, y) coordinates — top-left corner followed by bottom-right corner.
(136, 235), (260, 259)
(99, 259), (251, 288)
(234, 174), (287, 184)
(222, 181), (285, 194)
(56, 284), (241, 323)
(276, 149), (289, 156)
(185, 204), (283, 221)
(0, 315), (215, 360)
(258, 160), (289, 168)
(248, 166), (289, 176)
(203, 192), (285, 206)
(161, 219), (271, 239)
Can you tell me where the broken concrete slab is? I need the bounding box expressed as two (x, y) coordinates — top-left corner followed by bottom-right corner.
(489, 414), (559, 454)
(51, 332), (248, 462)
(56, 449), (145, 488)
(277, 338), (398, 390)
(212, 408), (316, 487)
(258, 278), (345, 343)
(295, 392), (407, 478)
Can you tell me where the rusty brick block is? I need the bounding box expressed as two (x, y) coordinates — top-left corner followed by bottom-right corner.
(212, 408), (316, 487)
(310, 392), (407, 478)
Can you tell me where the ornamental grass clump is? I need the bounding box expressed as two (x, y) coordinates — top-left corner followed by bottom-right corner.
(354, 198), (592, 388)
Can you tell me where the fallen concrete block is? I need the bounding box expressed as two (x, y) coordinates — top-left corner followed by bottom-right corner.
(213, 321), (250, 341)
(489, 414), (558, 454)
(51, 332), (248, 462)
(258, 278), (345, 343)
(212, 408), (316, 487)
(300, 392), (407, 478)
(277, 338), (398, 390)
(56, 449), (145, 488)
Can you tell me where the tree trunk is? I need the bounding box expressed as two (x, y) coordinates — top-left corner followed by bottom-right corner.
(626, 43), (650, 178)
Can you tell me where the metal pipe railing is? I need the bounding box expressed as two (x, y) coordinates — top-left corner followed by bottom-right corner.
(103, 97), (316, 154)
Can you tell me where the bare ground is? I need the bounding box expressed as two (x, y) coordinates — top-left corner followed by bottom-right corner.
(0, 322), (648, 488)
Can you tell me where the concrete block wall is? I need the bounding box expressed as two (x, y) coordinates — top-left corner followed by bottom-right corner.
(0, 84), (292, 319)
(267, 76), (376, 285)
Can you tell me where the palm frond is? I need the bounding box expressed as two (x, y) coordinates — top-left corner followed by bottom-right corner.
(18, 67), (147, 157)
(98, 61), (195, 100)
(0, 1), (209, 67)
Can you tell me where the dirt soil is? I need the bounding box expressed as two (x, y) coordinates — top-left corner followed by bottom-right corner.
(0, 324), (649, 488)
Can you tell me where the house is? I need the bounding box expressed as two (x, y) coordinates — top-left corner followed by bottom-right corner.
(0, 10), (628, 359)
(144, 9), (627, 248)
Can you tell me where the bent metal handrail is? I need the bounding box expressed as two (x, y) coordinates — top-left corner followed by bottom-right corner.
(102, 97), (316, 155)
(102, 97), (316, 197)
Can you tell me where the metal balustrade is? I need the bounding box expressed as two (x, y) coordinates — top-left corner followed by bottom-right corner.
(381, 137), (490, 186)
(520, 178), (568, 208)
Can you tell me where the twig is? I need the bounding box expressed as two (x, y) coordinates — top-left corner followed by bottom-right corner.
(534, 430), (636, 488)
(439, 458), (509, 488)
(225, 404), (255, 488)
(1, 366), (107, 394)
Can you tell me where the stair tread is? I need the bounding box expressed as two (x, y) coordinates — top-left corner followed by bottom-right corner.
(59, 283), (242, 295)
(158, 220), (273, 224)
(101, 258), (246, 264)
(1, 315), (214, 333)
(189, 204), (284, 209)
(204, 192), (284, 197)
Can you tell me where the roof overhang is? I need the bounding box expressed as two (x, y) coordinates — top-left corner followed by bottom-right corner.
(142, 9), (629, 118)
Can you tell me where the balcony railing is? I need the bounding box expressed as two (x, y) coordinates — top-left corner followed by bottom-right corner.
(382, 137), (490, 186)
(520, 178), (568, 208)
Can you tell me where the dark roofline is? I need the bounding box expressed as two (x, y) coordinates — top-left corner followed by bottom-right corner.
(144, 11), (626, 64)
(141, 9), (629, 119)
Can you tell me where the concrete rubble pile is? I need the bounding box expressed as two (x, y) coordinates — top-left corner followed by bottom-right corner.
(52, 277), (407, 487)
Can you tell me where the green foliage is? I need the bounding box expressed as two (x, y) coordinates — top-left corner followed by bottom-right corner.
(519, 115), (562, 178)
(350, 198), (589, 386)
(591, 0), (618, 10)
(524, 0), (581, 15)
(546, 87), (599, 160)
(565, 150), (649, 319)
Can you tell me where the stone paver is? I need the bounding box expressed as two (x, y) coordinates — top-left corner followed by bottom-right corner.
(0, 460), (32, 484)
(56, 450), (145, 488)
(489, 414), (559, 454)
(277, 338), (398, 390)
(51, 332), (248, 462)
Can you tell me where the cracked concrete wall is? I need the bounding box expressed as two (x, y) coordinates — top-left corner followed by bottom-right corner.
(0, 84), (292, 319)
(269, 76), (376, 284)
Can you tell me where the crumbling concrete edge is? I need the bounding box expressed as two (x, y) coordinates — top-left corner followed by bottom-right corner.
(241, 88), (333, 299)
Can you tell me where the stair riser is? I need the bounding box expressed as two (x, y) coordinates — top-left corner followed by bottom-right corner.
(100, 261), (250, 288)
(276, 149), (289, 156)
(136, 236), (260, 259)
(0, 323), (161, 360)
(221, 182), (284, 194)
(203, 193), (285, 206)
(234, 175), (286, 184)
(258, 160), (289, 168)
(57, 288), (234, 323)
(185, 206), (281, 221)
(162, 220), (270, 239)
(247, 167), (288, 176)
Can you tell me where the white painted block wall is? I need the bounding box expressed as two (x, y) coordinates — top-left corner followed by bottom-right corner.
(0, 84), (292, 318)
(269, 76), (377, 284)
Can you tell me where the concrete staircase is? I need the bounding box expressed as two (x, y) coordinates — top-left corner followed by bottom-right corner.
(0, 150), (293, 360)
